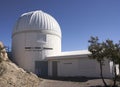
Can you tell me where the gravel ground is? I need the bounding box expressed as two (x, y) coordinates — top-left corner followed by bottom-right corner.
(39, 78), (115, 87)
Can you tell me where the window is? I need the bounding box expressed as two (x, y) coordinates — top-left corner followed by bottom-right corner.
(25, 47), (32, 49)
(64, 63), (72, 64)
(34, 47), (41, 49)
(37, 34), (46, 42)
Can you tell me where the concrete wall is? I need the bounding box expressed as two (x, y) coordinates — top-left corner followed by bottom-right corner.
(46, 34), (61, 56)
(48, 57), (113, 78)
(12, 30), (61, 73)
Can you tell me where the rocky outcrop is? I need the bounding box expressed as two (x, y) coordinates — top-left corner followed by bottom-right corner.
(0, 42), (8, 61)
(0, 42), (42, 87)
(0, 61), (42, 87)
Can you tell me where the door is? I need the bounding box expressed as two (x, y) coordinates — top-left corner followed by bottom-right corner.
(52, 61), (58, 77)
(35, 61), (48, 77)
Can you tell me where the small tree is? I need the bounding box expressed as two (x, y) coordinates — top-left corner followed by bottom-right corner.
(88, 36), (108, 87)
(89, 37), (120, 87)
(104, 39), (120, 87)
(115, 41), (120, 75)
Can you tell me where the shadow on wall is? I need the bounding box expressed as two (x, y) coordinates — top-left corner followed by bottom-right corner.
(7, 52), (13, 61)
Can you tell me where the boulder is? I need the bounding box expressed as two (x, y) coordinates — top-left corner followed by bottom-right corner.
(0, 41), (42, 87)
(0, 42), (8, 60)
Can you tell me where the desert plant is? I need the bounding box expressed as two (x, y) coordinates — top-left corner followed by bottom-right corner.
(88, 36), (108, 87)
(103, 39), (120, 87)
(88, 36), (120, 87)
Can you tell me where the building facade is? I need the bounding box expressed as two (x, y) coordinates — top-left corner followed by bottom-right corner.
(12, 10), (113, 77)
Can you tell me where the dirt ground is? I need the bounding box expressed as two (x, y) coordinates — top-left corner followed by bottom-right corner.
(39, 77), (119, 87)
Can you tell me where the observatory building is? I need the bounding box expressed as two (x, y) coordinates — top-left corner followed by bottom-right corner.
(12, 10), (113, 77)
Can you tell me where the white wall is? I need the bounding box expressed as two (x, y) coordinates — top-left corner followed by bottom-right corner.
(48, 57), (113, 78)
(12, 31), (61, 73)
(46, 34), (61, 56)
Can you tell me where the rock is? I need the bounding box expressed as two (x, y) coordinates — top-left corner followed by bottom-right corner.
(0, 61), (42, 87)
(0, 42), (8, 60)
(0, 41), (42, 87)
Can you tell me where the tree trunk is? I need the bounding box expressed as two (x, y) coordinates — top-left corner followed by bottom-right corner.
(99, 61), (108, 87)
(113, 64), (118, 87)
(119, 62), (120, 75)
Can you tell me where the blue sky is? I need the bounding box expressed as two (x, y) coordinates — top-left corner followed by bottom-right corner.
(0, 0), (120, 51)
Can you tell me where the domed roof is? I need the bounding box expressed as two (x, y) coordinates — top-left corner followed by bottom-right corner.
(12, 10), (61, 37)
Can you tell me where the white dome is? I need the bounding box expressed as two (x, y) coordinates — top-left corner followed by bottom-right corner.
(12, 10), (61, 37)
